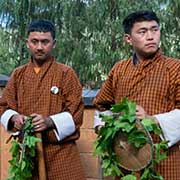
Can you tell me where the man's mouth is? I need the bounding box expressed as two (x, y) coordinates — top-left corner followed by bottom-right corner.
(145, 43), (156, 47)
(35, 52), (44, 56)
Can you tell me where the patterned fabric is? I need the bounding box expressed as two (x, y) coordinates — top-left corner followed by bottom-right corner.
(93, 50), (180, 180)
(0, 57), (85, 180)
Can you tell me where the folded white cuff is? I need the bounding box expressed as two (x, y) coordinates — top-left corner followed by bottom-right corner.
(0, 109), (19, 130)
(50, 112), (75, 141)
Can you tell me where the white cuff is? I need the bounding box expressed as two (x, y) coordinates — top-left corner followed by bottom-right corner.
(50, 112), (75, 141)
(154, 109), (180, 147)
(0, 109), (19, 130)
(94, 110), (113, 128)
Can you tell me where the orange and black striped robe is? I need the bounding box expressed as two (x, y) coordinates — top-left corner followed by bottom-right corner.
(0, 57), (85, 180)
(93, 50), (180, 180)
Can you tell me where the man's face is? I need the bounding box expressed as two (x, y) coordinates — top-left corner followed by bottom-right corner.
(124, 20), (160, 59)
(26, 32), (56, 63)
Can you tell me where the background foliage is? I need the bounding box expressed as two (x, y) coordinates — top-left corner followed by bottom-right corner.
(0, 0), (179, 87)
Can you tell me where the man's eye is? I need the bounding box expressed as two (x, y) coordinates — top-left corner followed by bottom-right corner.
(31, 40), (38, 44)
(42, 40), (49, 45)
(138, 31), (146, 34)
(153, 28), (159, 32)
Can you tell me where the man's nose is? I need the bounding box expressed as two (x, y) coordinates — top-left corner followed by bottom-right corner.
(36, 42), (43, 49)
(146, 30), (153, 40)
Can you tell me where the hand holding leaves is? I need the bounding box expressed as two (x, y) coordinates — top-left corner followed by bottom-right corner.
(6, 116), (41, 180)
(93, 98), (168, 180)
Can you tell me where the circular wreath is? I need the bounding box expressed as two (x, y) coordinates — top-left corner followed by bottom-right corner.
(94, 98), (168, 180)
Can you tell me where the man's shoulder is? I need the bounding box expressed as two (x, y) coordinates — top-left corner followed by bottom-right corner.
(53, 61), (76, 74)
(112, 58), (131, 70)
(54, 61), (70, 68)
(12, 64), (28, 74)
(163, 56), (180, 68)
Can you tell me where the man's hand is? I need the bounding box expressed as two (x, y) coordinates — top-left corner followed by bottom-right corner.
(136, 105), (147, 119)
(136, 105), (158, 124)
(95, 125), (103, 134)
(10, 114), (26, 130)
(31, 113), (55, 132)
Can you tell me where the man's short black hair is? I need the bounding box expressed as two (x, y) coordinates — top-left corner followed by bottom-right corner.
(27, 20), (56, 39)
(122, 10), (160, 34)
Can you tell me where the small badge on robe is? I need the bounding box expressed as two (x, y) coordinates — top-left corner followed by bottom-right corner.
(51, 86), (59, 94)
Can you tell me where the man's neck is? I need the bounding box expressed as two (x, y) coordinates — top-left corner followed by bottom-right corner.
(135, 51), (158, 63)
(32, 56), (51, 67)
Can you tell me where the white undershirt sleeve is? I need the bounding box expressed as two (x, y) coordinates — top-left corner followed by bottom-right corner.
(94, 110), (113, 128)
(154, 109), (180, 147)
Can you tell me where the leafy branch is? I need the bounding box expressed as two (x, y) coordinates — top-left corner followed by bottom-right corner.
(93, 98), (168, 180)
(6, 116), (41, 180)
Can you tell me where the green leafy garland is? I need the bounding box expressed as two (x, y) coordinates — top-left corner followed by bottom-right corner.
(6, 116), (41, 180)
(93, 98), (168, 180)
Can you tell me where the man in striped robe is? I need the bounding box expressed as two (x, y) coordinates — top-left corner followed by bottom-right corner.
(93, 10), (180, 180)
(0, 20), (85, 180)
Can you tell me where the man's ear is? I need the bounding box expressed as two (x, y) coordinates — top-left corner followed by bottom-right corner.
(124, 34), (132, 46)
(26, 39), (30, 48)
(53, 39), (56, 49)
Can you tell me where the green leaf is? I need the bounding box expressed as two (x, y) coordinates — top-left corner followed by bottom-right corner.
(10, 141), (20, 155)
(122, 174), (137, 180)
(111, 97), (136, 116)
(102, 158), (111, 169)
(21, 160), (26, 171)
(154, 141), (168, 163)
(140, 168), (150, 180)
(128, 130), (147, 148)
(99, 114), (114, 123)
(141, 118), (161, 135)
(151, 173), (164, 180)
(104, 127), (115, 140)
(26, 136), (41, 148)
(121, 114), (137, 123)
(114, 120), (135, 133)
(102, 157), (123, 177)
